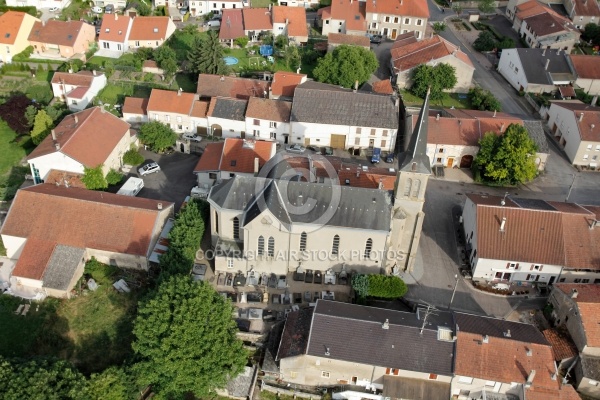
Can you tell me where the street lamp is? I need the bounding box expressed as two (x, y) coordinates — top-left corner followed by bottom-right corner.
(448, 274), (459, 310)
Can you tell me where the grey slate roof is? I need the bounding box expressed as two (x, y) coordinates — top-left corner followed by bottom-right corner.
(383, 375), (451, 400)
(42, 245), (85, 290)
(225, 365), (256, 398)
(516, 48), (573, 85)
(398, 89), (432, 174)
(211, 98), (248, 121)
(276, 307), (313, 359)
(454, 312), (550, 345)
(302, 300), (455, 376)
(523, 120), (550, 153)
(209, 175), (393, 231)
(291, 81), (399, 129)
(581, 354), (600, 381)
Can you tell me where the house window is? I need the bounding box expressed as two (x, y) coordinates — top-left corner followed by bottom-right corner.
(135, 41), (140, 47)
(417, 19), (423, 26)
(177, 125), (183, 131)
(325, 20), (329, 24)
(385, 16), (390, 22)
(404, 178), (412, 196)
(209, 172), (218, 180)
(412, 179), (420, 197)
(515, 67), (519, 73)
(587, 144), (593, 150)
(227, 259), (233, 268)
(439, 148), (444, 153)
(356, 127), (362, 134)
(583, 279), (590, 283)
(215, 212), (219, 233)
(364, 238), (373, 259)
(371, 128), (376, 135)
(176, 116), (182, 123)
(321, 371), (330, 378)
(270, 121), (277, 128)
(382, 130), (388, 137)
(154, 114), (159, 121)
(233, 217), (240, 239)
(574, 278), (582, 283)
(270, 132), (276, 139)
(165, 115), (170, 122)
(332, 235), (340, 255)
(268, 237), (275, 257)
(584, 154), (589, 160)
(300, 232), (307, 252)
(371, 22), (377, 29)
(381, 140), (386, 147)
(404, 18), (410, 24)
(253, 119), (260, 126)
(355, 138), (360, 145)
(394, 17), (398, 23)
(71, 100), (77, 105)
(258, 236), (264, 255)
(595, 145), (600, 151)
(253, 130), (259, 136)
(103, 42), (109, 49)
(559, 278), (566, 282)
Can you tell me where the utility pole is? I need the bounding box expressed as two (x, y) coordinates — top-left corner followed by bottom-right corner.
(566, 173), (577, 202)
(448, 274), (459, 310)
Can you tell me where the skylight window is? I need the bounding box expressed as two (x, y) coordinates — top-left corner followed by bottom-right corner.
(153, 28), (158, 33)
(4, 33), (10, 38)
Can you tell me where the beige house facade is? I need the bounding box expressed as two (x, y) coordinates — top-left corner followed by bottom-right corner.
(0, 11), (39, 64)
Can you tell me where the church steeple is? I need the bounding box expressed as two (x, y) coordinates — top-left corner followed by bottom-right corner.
(397, 89), (431, 174)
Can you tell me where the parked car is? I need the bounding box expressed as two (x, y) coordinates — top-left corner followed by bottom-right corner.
(138, 162), (161, 176)
(179, 7), (188, 14)
(370, 34), (383, 44)
(91, 6), (103, 13)
(182, 133), (202, 142)
(385, 153), (394, 163)
(49, 6), (59, 12)
(306, 145), (320, 152)
(321, 146), (333, 156)
(104, 4), (114, 13)
(96, 28), (101, 35)
(371, 147), (381, 163)
(286, 144), (306, 154)
(206, 19), (221, 28)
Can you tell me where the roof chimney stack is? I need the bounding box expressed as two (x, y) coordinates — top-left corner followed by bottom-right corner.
(542, 48), (546, 56)
(482, 335), (489, 344)
(353, 80), (358, 92)
(557, 48), (561, 55)
(493, 109), (497, 118)
(580, 112), (584, 122)
(157, 203), (163, 210)
(74, 115), (78, 124)
(55, 143), (60, 151)
(571, 288), (579, 299)
(504, 329), (511, 337)
(382, 319), (390, 329)
(500, 123), (505, 132)
(525, 370), (536, 388)
(51, 129), (56, 140)
(254, 157), (260, 174)
(92, 69), (97, 76)
(436, 113), (440, 121)
(545, 59), (550, 70)
(500, 217), (507, 232)
(178, 87), (182, 96)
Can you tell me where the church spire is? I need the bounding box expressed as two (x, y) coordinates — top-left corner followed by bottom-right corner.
(397, 88), (431, 174)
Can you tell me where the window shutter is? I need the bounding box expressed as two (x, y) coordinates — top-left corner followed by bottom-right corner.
(540, 265), (544, 271)
(530, 265), (534, 270)
(386, 368), (391, 375)
(507, 263), (510, 269)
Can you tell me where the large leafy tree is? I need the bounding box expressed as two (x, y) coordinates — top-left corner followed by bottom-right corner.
(81, 165), (108, 190)
(313, 45), (378, 88)
(131, 276), (246, 399)
(154, 45), (178, 77)
(0, 356), (87, 400)
(187, 30), (228, 75)
(411, 63), (457, 101)
(474, 124), (538, 184)
(582, 23), (600, 46)
(30, 110), (54, 145)
(84, 366), (137, 400)
(478, 0), (496, 14)
(468, 86), (501, 111)
(473, 30), (496, 52)
(285, 45), (301, 70)
(138, 121), (177, 152)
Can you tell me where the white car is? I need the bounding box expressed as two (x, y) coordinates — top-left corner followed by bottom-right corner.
(138, 162), (161, 176)
(49, 6), (59, 12)
(91, 6), (103, 13)
(286, 144), (306, 154)
(183, 133), (202, 142)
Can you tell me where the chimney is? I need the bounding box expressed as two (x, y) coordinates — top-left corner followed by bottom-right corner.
(557, 48), (561, 55)
(592, 124), (596, 130)
(500, 123), (505, 132)
(482, 335), (489, 344)
(500, 217), (507, 232)
(545, 59), (550, 70)
(269, 3), (271, 11)
(504, 329), (511, 337)
(493, 109), (497, 118)
(55, 143), (60, 150)
(325, 347), (331, 356)
(92, 69), (97, 76)
(178, 87), (182, 96)
(354, 80), (359, 92)
(254, 157), (260, 174)
(74, 115), (78, 124)
(542, 48), (546, 56)
(382, 319), (390, 330)
(571, 288), (579, 299)
(101, 104), (106, 113)
(285, 18), (289, 25)
(436, 113), (440, 121)
(51, 129), (56, 140)
(526, 348), (533, 356)
(115, 13), (118, 20)
(42, 20), (46, 27)
(525, 370), (536, 387)
(157, 203), (163, 210)
(378, 179), (384, 190)
(580, 112), (584, 122)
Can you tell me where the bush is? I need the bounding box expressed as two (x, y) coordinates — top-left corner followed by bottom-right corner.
(123, 149), (145, 165)
(351, 274), (408, 300)
(25, 85), (53, 104)
(235, 37), (249, 48)
(462, 22), (472, 31)
(106, 169), (124, 186)
(0, 5), (36, 16)
(11, 46), (34, 61)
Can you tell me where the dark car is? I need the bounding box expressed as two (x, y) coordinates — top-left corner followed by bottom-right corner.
(370, 34), (383, 44)
(385, 153), (394, 163)
(104, 4), (114, 13)
(321, 146), (333, 156)
(306, 145), (320, 152)
(179, 7), (188, 14)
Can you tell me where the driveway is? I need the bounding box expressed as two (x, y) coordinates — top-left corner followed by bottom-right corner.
(129, 149), (200, 211)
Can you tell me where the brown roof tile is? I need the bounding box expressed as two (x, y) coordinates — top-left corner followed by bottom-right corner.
(147, 88), (196, 115)
(558, 211), (600, 270)
(371, 80), (394, 95)
(194, 141), (224, 172)
(326, 0), (366, 32)
(51, 70), (100, 86)
(128, 16), (172, 41)
(98, 13), (131, 43)
(271, 71), (306, 98)
(391, 35), (474, 72)
(196, 74), (270, 100)
(0, 11), (29, 45)
(559, 86), (576, 98)
(246, 97), (291, 122)
(44, 169), (86, 189)
(328, 32), (370, 47)
(366, 0), (429, 18)
(273, 6), (308, 38)
(524, 12), (575, 36)
(390, 31), (418, 48)
(123, 96), (149, 115)
(573, 0), (600, 17)
(26, 107), (130, 168)
(1, 184), (173, 279)
(542, 328), (578, 361)
(190, 100), (210, 118)
(193, 138), (275, 173)
(455, 331), (559, 391)
(28, 20), (90, 46)
(242, 8), (273, 30)
(570, 54), (600, 79)
(219, 9), (245, 40)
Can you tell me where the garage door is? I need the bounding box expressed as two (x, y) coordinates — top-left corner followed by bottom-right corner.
(330, 134), (346, 149)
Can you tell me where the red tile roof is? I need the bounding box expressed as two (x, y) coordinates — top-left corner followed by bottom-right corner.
(455, 331), (559, 392)
(67, 86), (89, 99)
(0, 11), (28, 45)
(327, 32), (370, 47)
(371, 79), (394, 95)
(273, 6), (308, 38)
(27, 107), (130, 168)
(326, 0), (366, 32)
(573, 0), (600, 17)
(193, 138), (275, 173)
(242, 8), (273, 30)
(570, 54), (600, 79)
(391, 31), (418, 48)
(28, 20), (89, 46)
(558, 86), (576, 99)
(190, 100), (210, 118)
(98, 13), (131, 43)
(551, 101), (600, 142)
(51, 70), (101, 86)
(318, 6), (331, 18)
(196, 74), (270, 100)
(123, 97), (149, 115)
(219, 9), (245, 40)
(2, 184), (173, 279)
(128, 16), (172, 41)
(246, 97), (291, 122)
(147, 88), (196, 114)
(542, 328), (578, 361)
(391, 35), (473, 72)
(366, 0), (429, 18)
(271, 71), (306, 98)
(44, 169), (86, 189)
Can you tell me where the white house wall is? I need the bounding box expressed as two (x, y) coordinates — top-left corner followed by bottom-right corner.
(28, 151), (84, 182)
(575, 77), (600, 96)
(149, 109), (192, 133)
(426, 143), (479, 169)
(451, 376), (522, 399)
(208, 117), (246, 138)
(101, 129), (130, 176)
(123, 112), (149, 125)
(0, 234), (27, 260)
(559, 269), (600, 284)
(497, 49), (528, 92)
(245, 117), (291, 143)
(546, 103), (596, 166)
(473, 258), (562, 283)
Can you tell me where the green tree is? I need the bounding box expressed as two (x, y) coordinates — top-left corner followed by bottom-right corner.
(497, 37), (515, 49)
(474, 124), (538, 184)
(0, 356), (87, 400)
(285, 45), (301, 70)
(583, 23), (600, 45)
(234, 36), (249, 48)
(411, 63), (457, 101)
(132, 276), (246, 398)
(261, 32), (274, 46)
(123, 149), (145, 165)
(187, 30), (228, 75)
(351, 274), (369, 299)
(453, 4), (463, 16)
(468, 86), (501, 111)
(138, 121), (177, 152)
(275, 34), (288, 50)
(30, 110), (53, 145)
(24, 105), (38, 128)
(105, 169), (124, 186)
(85, 366), (136, 400)
(473, 30), (497, 52)
(367, 275), (408, 299)
(478, 0), (496, 14)
(82, 165), (108, 190)
(154, 46), (178, 76)
(433, 22), (446, 33)
(313, 45), (378, 88)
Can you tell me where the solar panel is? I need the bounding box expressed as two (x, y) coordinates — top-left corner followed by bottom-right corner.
(512, 197), (556, 211)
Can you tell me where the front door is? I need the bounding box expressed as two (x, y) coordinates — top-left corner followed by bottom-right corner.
(391, 29), (397, 39)
(284, 135), (289, 144)
(549, 276), (556, 285)
(369, 139), (375, 148)
(446, 157), (454, 168)
(383, 28), (388, 37)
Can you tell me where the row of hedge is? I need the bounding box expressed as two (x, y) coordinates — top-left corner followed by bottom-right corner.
(0, 5), (36, 16)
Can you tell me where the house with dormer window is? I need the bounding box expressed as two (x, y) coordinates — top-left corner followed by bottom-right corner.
(127, 16), (176, 50)
(98, 13), (133, 56)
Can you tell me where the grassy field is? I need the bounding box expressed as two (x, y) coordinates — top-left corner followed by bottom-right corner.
(0, 121), (26, 178)
(0, 259), (140, 374)
(401, 90), (471, 109)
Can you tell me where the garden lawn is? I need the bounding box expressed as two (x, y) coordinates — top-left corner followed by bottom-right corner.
(250, 0), (272, 6)
(0, 121), (26, 177)
(400, 90), (471, 109)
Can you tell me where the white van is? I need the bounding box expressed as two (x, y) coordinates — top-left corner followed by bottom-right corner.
(117, 177), (144, 196)
(206, 19), (221, 28)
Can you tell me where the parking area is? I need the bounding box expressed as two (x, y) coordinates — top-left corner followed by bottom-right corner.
(481, 14), (525, 47)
